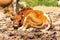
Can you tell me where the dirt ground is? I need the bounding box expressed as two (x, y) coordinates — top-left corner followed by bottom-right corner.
(0, 6), (60, 40)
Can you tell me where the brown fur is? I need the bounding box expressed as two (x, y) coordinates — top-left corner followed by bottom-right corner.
(13, 8), (51, 31)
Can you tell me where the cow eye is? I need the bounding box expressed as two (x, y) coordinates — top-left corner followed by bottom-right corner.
(11, 18), (14, 21)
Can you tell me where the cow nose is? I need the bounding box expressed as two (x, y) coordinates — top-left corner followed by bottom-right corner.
(14, 25), (18, 27)
(13, 25), (19, 29)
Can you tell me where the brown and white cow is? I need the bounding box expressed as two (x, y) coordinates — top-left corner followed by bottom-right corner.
(13, 8), (52, 31)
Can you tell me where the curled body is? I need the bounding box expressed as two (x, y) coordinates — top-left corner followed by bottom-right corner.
(13, 8), (52, 31)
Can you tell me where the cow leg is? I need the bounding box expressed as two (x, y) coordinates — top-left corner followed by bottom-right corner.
(18, 17), (28, 31)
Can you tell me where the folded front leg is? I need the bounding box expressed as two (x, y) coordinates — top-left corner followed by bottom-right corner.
(18, 26), (25, 31)
(18, 23), (28, 31)
(18, 17), (28, 31)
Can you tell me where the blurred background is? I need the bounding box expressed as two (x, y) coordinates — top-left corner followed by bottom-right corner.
(18, 0), (58, 8)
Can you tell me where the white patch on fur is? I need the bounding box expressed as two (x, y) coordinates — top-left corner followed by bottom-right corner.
(32, 8), (51, 31)
(41, 24), (50, 31)
(18, 26), (26, 31)
(18, 26), (24, 30)
(27, 28), (34, 31)
(33, 8), (50, 21)
(18, 17), (27, 31)
(44, 12), (50, 21)
(14, 25), (18, 27)
(24, 17), (27, 22)
(41, 12), (51, 31)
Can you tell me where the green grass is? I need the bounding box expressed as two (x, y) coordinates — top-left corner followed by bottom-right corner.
(38, 0), (57, 6)
(19, 0), (57, 7)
